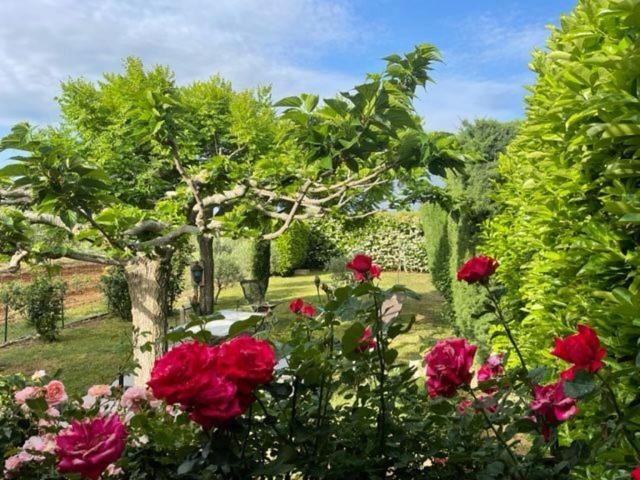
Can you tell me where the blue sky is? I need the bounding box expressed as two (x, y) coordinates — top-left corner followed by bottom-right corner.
(0, 0), (575, 164)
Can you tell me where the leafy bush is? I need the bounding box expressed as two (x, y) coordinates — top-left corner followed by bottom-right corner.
(308, 211), (428, 272)
(1, 258), (635, 478)
(271, 221), (310, 276)
(21, 276), (67, 341)
(100, 266), (132, 321)
(250, 239), (271, 292)
(481, 1), (640, 474)
(214, 253), (243, 303)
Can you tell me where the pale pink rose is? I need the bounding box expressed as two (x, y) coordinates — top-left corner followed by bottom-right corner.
(31, 370), (46, 380)
(46, 407), (60, 417)
(106, 463), (124, 476)
(23, 434), (56, 455)
(88, 384), (112, 398)
(120, 386), (148, 412)
(4, 454), (23, 477)
(14, 386), (42, 405)
(44, 380), (68, 406)
(82, 395), (97, 410)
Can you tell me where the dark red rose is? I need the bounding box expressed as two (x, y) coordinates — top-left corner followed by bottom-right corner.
(346, 254), (372, 274)
(289, 298), (304, 314)
(551, 325), (606, 380)
(355, 327), (377, 353)
(530, 380), (577, 441)
(186, 375), (251, 429)
(56, 414), (126, 480)
(456, 256), (499, 284)
(301, 303), (316, 317)
(216, 336), (276, 393)
(424, 338), (477, 398)
(632, 467), (640, 480)
(147, 341), (218, 405)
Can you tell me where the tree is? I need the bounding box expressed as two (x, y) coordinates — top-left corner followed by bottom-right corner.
(0, 44), (455, 384)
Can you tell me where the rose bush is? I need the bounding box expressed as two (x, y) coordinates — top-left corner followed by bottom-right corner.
(0, 253), (638, 479)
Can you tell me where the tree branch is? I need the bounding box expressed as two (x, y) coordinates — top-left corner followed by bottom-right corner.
(0, 250), (29, 274)
(133, 225), (199, 248)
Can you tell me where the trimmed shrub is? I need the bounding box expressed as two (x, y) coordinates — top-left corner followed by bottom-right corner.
(100, 266), (132, 321)
(22, 276), (67, 341)
(307, 212), (428, 272)
(271, 221), (310, 276)
(484, 0), (640, 367)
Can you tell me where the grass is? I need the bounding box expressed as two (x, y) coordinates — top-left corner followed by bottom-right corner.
(0, 272), (450, 395)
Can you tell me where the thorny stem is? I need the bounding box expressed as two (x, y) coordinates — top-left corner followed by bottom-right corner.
(482, 283), (528, 374)
(372, 291), (387, 456)
(468, 388), (520, 471)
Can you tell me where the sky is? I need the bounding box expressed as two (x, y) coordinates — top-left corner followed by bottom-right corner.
(0, 0), (576, 164)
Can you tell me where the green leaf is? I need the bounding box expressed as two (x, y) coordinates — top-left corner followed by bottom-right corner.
(0, 163), (27, 177)
(563, 370), (596, 399)
(341, 322), (365, 358)
(274, 96), (303, 108)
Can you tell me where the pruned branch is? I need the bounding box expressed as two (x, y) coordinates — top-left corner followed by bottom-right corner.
(0, 250), (29, 274)
(125, 220), (168, 237)
(133, 225), (199, 248)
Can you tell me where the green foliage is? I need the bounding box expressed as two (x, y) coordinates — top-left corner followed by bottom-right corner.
(271, 221), (310, 276)
(100, 266), (132, 321)
(307, 211), (428, 272)
(212, 242), (243, 303)
(483, 0), (640, 471)
(20, 276), (67, 341)
(249, 239), (271, 293)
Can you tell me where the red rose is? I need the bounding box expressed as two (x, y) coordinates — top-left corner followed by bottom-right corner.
(187, 375), (251, 429)
(289, 298), (304, 314)
(369, 264), (381, 279)
(632, 467), (640, 480)
(424, 338), (477, 398)
(551, 325), (606, 380)
(355, 327), (377, 353)
(530, 380), (577, 441)
(56, 414), (126, 480)
(216, 336), (276, 393)
(147, 341), (218, 405)
(456, 256), (499, 284)
(301, 303), (316, 317)
(346, 254), (372, 274)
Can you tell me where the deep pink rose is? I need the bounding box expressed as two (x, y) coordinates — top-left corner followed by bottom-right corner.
(551, 325), (606, 380)
(289, 298), (304, 314)
(424, 338), (477, 398)
(14, 386), (42, 405)
(530, 380), (577, 441)
(148, 341), (218, 405)
(477, 353), (505, 393)
(456, 256), (499, 284)
(56, 414), (127, 480)
(44, 381), (68, 406)
(369, 264), (382, 279)
(301, 303), (316, 317)
(216, 336), (276, 393)
(355, 327), (377, 353)
(632, 467), (640, 480)
(187, 375), (251, 429)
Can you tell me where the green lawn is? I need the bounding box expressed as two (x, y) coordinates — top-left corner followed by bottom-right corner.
(0, 272), (450, 395)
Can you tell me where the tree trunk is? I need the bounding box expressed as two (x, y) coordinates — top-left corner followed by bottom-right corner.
(125, 256), (172, 386)
(198, 234), (215, 315)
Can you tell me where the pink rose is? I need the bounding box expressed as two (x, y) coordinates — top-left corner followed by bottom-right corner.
(14, 386), (42, 405)
(120, 386), (149, 412)
(88, 384), (111, 398)
(56, 414), (127, 480)
(424, 338), (477, 398)
(355, 327), (377, 353)
(530, 380), (578, 441)
(44, 380), (68, 406)
(4, 452), (32, 478)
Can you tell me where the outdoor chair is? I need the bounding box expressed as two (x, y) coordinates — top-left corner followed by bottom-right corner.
(240, 279), (279, 313)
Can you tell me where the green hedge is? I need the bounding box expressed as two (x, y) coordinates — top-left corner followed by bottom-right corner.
(306, 212), (429, 273)
(271, 221), (310, 276)
(484, 1), (640, 474)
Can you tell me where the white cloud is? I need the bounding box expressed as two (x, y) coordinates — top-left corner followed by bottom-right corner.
(0, 0), (365, 127)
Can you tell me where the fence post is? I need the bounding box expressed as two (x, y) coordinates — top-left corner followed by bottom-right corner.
(3, 304), (8, 343)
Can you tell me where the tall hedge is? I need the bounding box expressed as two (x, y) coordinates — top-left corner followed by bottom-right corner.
(485, 0), (640, 372)
(271, 221), (310, 275)
(307, 212), (429, 273)
(421, 119), (517, 346)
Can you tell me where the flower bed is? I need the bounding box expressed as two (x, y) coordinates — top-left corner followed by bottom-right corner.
(1, 255), (637, 479)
